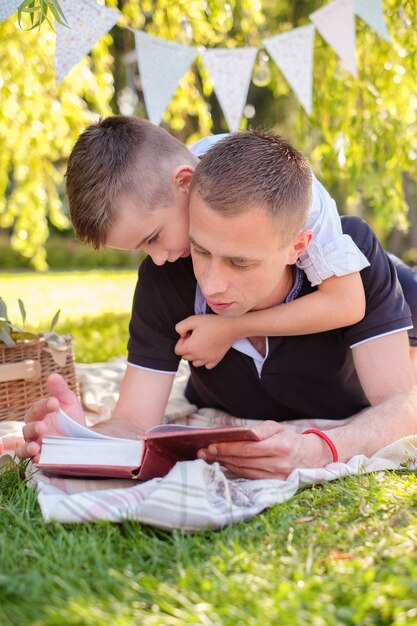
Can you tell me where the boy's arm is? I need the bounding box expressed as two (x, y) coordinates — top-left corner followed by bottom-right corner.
(235, 272), (366, 336)
(16, 366), (175, 461)
(175, 272), (366, 368)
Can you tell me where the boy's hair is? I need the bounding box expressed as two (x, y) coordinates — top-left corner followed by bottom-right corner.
(65, 116), (195, 249)
(190, 129), (312, 246)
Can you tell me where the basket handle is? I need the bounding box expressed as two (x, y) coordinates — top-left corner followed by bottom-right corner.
(0, 359), (41, 383)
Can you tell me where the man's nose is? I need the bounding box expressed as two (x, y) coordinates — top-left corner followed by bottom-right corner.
(201, 262), (228, 296)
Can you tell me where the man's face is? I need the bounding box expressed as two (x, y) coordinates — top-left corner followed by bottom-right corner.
(105, 190), (191, 265)
(189, 190), (307, 318)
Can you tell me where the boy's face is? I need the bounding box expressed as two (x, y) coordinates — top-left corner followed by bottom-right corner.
(188, 189), (310, 318)
(106, 190), (191, 265)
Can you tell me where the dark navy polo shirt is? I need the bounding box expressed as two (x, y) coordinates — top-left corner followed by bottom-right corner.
(127, 217), (413, 421)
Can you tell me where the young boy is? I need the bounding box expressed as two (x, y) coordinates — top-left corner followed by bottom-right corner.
(66, 116), (369, 369)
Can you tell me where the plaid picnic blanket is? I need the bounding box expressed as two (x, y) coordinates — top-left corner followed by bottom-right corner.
(2, 359), (417, 531)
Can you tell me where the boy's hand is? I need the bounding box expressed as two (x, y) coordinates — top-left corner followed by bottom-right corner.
(15, 373), (86, 463)
(175, 315), (236, 369)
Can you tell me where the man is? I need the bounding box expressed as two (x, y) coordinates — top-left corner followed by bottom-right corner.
(17, 130), (417, 479)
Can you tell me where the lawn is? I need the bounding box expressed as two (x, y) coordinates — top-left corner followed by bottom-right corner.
(0, 270), (136, 362)
(1, 271), (417, 626)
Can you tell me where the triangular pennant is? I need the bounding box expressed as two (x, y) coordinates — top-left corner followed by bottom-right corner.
(201, 47), (258, 131)
(355, 0), (391, 43)
(134, 31), (197, 126)
(310, 0), (357, 77)
(0, 0), (21, 22)
(263, 24), (315, 116)
(55, 0), (120, 84)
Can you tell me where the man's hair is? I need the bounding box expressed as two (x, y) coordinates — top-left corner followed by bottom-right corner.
(190, 129), (312, 246)
(65, 116), (195, 248)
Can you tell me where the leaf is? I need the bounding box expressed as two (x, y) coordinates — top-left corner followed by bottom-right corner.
(17, 0), (39, 30)
(18, 299), (26, 327)
(0, 324), (16, 347)
(42, 331), (67, 351)
(49, 309), (60, 332)
(328, 551), (353, 561)
(10, 331), (38, 342)
(43, 346), (67, 367)
(293, 515), (316, 524)
(358, 497), (369, 516)
(48, 0), (69, 27)
(0, 298), (8, 321)
(17, 0), (69, 31)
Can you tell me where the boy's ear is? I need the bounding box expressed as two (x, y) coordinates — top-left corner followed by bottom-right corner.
(287, 229), (313, 264)
(171, 165), (194, 193)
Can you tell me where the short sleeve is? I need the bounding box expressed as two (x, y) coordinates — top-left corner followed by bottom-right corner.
(128, 257), (196, 372)
(189, 134), (230, 158)
(298, 176), (369, 286)
(340, 217), (412, 347)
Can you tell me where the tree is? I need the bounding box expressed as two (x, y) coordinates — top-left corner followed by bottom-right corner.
(3, 0), (417, 267)
(0, 16), (114, 269)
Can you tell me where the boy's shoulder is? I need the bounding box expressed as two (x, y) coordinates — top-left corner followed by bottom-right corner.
(189, 134), (229, 158)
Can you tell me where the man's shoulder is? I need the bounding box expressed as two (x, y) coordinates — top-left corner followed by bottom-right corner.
(138, 255), (196, 292)
(140, 255), (194, 277)
(340, 216), (375, 251)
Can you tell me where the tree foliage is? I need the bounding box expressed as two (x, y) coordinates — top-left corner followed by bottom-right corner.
(0, 17), (114, 269)
(3, 0), (417, 267)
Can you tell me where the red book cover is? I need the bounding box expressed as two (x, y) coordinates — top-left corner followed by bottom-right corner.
(37, 409), (261, 481)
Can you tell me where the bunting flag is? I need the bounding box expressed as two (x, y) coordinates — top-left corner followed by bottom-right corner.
(263, 24), (315, 116)
(310, 0), (357, 77)
(0, 0), (21, 22)
(134, 31), (197, 125)
(55, 0), (120, 84)
(3, 0), (400, 123)
(355, 0), (391, 43)
(201, 47), (258, 132)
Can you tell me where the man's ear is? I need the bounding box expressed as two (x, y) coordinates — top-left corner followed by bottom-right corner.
(287, 229), (313, 264)
(171, 165), (194, 194)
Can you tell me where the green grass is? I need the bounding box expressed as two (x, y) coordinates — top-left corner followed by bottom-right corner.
(0, 270), (137, 327)
(0, 270), (135, 362)
(1, 466), (417, 626)
(1, 271), (417, 625)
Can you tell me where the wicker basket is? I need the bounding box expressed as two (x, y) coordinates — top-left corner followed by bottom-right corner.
(0, 335), (79, 421)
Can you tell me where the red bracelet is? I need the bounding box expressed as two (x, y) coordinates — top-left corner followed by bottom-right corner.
(0, 438), (4, 456)
(301, 429), (339, 463)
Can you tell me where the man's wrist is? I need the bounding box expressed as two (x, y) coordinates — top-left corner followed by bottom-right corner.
(301, 431), (335, 466)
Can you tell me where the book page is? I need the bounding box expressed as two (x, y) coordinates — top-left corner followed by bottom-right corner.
(56, 407), (117, 440)
(40, 436), (143, 466)
(146, 423), (212, 434)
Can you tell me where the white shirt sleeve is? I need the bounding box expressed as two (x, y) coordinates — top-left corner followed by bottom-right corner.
(189, 134), (229, 157)
(296, 175), (370, 286)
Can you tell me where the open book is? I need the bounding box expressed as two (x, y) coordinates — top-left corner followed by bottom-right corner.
(36, 408), (261, 481)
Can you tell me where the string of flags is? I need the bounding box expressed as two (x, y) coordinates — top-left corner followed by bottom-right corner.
(2, 0), (393, 129)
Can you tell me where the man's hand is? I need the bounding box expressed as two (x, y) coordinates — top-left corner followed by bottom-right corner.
(196, 421), (334, 479)
(175, 315), (236, 369)
(15, 373), (85, 462)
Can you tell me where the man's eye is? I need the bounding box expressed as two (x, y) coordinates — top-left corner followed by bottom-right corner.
(191, 246), (208, 256)
(231, 261), (250, 269)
